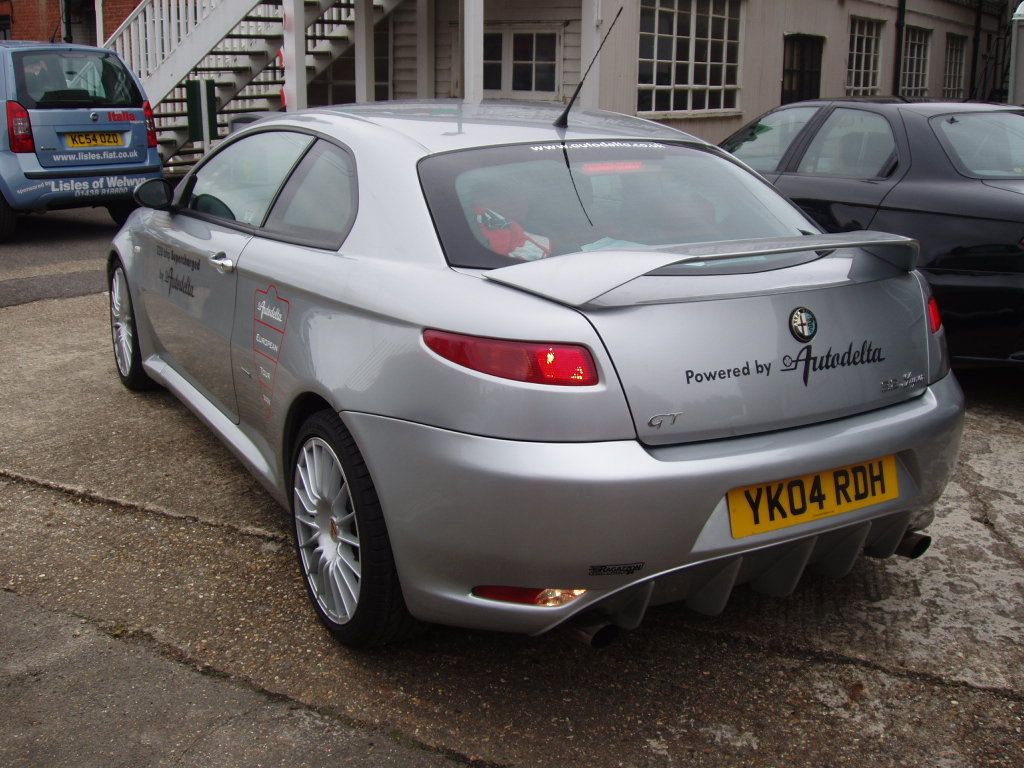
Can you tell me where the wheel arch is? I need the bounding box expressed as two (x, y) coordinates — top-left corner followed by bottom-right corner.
(282, 391), (337, 486)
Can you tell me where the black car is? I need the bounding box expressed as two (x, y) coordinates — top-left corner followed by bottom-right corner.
(721, 99), (1024, 367)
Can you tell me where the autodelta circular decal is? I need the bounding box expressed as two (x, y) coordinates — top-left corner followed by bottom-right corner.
(789, 307), (818, 343)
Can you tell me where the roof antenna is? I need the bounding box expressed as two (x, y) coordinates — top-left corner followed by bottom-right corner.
(553, 6), (623, 129)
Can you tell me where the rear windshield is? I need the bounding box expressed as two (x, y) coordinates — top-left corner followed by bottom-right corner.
(12, 50), (143, 109)
(932, 111), (1024, 179)
(418, 141), (814, 269)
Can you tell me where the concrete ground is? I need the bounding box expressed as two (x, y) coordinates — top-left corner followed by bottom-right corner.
(1, 210), (1022, 766)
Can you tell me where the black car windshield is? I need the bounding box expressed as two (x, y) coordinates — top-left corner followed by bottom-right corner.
(418, 141), (814, 269)
(12, 50), (143, 109)
(932, 111), (1024, 179)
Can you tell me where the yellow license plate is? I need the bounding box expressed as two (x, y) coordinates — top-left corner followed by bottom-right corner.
(66, 132), (123, 148)
(727, 456), (899, 539)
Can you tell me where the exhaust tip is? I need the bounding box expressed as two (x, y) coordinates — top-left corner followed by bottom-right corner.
(895, 531), (932, 559)
(570, 620), (621, 649)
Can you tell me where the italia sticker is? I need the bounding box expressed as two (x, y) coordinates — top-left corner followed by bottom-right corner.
(253, 285), (290, 418)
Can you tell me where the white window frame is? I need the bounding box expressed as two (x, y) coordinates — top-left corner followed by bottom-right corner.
(900, 25), (931, 99)
(479, 24), (562, 101)
(942, 33), (967, 100)
(846, 17), (884, 97)
(636, 0), (743, 117)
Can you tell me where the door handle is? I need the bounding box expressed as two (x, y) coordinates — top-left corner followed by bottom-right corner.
(208, 251), (234, 274)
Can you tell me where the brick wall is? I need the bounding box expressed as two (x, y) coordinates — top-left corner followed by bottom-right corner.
(4, 0), (143, 45)
(101, 0), (143, 40)
(4, 0), (61, 42)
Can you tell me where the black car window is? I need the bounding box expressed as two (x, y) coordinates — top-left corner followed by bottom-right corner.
(796, 108), (897, 178)
(12, 49), (143, 109)
(263, 140), (358, 249)
(185, 132), (313, 226)
(932, 112), (1024, 178)
(721, 107), (819, 172)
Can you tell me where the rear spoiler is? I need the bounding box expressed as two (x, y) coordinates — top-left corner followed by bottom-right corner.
(483, 231), (918, 307)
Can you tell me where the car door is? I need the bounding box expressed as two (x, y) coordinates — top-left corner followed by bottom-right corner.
(774, 106), (907, 232)
(719, 105), (822, 182)
(137, 130), (313, 421)
(228, 137), (359, 431)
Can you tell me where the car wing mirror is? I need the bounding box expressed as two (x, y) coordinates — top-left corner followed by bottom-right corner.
(134, 178), (176, 212)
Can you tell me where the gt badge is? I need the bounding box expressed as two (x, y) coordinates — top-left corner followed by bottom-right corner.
(789, 307), (818, 343)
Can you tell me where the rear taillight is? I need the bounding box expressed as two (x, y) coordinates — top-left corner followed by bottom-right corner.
(143, 100), (158, 148)
(423, 330), (599, 386)
(6, 101), (34, 153)
(928, 296), (942, 334)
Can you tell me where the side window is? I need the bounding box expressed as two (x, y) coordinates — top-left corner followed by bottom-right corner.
(186, 132), (313, 225)
(721, 107), (819, 172)
(796, 108), (897, 178)
(262, 141), (358, 249)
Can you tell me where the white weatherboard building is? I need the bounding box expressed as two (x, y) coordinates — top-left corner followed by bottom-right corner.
(41, 1), (1010, 167)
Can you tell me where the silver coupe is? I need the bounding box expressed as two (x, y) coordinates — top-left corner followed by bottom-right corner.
(109, 101), (964, 647)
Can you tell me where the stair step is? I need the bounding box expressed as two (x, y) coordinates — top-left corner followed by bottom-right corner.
(223, 32), (282, 39)
(193, 64), (257, 73)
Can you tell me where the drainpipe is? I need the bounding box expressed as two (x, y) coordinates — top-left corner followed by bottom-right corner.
(969, 0), (984, 97)
(61, 0), (73, 42)
(892, 0), (907, 96)
(1009, 2), (1024, 104)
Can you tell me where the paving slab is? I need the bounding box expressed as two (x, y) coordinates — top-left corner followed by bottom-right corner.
(0, 591), (459, 768)
(0, 294), (283, 537)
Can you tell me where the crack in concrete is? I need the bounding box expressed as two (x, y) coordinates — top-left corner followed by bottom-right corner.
(953, 464), (1024, 567)
(0, 468), (288, 544)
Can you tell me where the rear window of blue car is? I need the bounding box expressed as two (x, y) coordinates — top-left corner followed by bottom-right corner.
(418, 141), (814, 269)
(12, 50), (143, 109)
(932, 111), (1024, 179)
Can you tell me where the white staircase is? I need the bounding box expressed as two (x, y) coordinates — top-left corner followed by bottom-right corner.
(105, 0), (401, 173)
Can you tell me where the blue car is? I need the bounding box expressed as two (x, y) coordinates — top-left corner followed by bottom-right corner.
(0, 41), (163, 241)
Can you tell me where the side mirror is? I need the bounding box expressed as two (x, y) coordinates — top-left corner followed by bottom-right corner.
(134, 178), (176, 211)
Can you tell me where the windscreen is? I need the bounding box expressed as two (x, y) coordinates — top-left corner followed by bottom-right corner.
(419, 141), (814, 269)
(932, 111), (1024, 179)
(13, 50), (143, 109)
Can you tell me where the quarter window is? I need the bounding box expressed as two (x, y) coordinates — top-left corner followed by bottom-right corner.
(482, 28), (559, 98)
(186, 132), (312, 226)
(637, 0), (742, 114)
(846, 17), (883, 97)
(721, 107), (819, 173)
(900, 26), (931, 99)
(263, 141), (358, 249)
(797, 109), (897, 179)
(942, 34), (966, 99)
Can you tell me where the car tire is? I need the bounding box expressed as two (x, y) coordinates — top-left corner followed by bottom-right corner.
(107, 201), (136, 227)
(109, 261), (156, 391)
(0, 195), (16, 242)
(291, 410), (421, 647)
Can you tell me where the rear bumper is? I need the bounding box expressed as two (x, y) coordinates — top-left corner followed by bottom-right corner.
(342, 373), (964, 635)
(1, 151), (162, 210)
